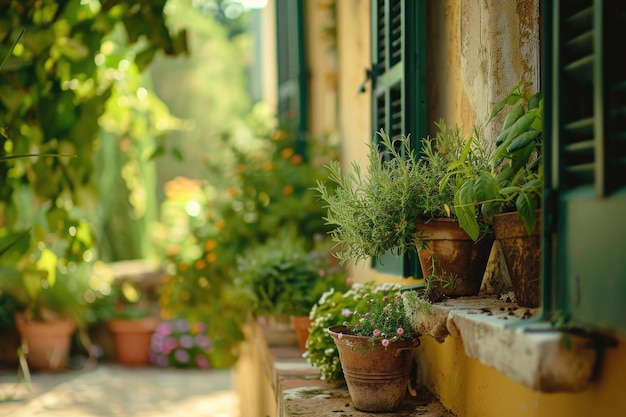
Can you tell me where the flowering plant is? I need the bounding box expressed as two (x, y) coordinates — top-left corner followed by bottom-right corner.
(305, 281), (420, 381)
(338, 288), (418, 348)
(150, 317), (213, 369)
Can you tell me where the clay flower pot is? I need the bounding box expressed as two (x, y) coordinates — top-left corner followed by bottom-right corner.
(416, 218), (494, 296)
(108, 316), (159, 366)
(327, 325), (420, 412)
(15, 316), (75, 371)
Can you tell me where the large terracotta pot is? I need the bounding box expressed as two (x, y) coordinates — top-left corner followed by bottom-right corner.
(108, 316), (158, 366)
(416, 218), (494, 296)
(327, 325), (420, 412)
(15, 316), (75, 371)
(493, 210), (542, 308)
(290, 315), (311, 354)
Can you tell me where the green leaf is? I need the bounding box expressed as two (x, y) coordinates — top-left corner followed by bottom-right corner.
(473, 172), (500, 204)
(455, 179), (479, 241)
(515, 193), (538, 235)
(511, 140), (536, 172)
(36, 249), (58, 288)
(528, 92), (542, 110)
(507, 130), (541, 153)
(502, 104), (525, 130)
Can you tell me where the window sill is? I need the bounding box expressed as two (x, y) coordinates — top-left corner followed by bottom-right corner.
(411, 295), (598, 392)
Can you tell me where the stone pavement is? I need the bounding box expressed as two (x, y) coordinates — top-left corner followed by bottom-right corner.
(0, 364), (238, 417)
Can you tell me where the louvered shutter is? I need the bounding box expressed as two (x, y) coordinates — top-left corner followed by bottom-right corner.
(370, 0), (427, 277)
(545, 0), (626, 334)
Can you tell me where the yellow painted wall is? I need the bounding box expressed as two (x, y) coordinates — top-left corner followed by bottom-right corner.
(418, 335), (626, 417)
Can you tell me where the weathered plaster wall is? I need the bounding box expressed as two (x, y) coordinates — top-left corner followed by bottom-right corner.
(428, 0), (540, 140)
(304, 1), (338, 138)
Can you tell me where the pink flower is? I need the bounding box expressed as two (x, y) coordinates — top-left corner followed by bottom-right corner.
(337, 333), (343, 340)
(383, 296), (389, 302)
(397, 328), (404, 336)
(373, 329), (381, 337)
(346, 277), (354, 285)
(347, 341), (354, 347)
(382, 339), (390, 347)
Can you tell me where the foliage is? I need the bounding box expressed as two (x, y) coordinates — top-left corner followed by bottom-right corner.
(0, 0), (187, 321)
(305, 281), (413, 382)
(315, 125), (489, 266)
(0, 261), (112, 327)
(448, 82), (543, 236)
(150, 317), (213, 369)
(234, 231), (349, 318)
(154, 126), (341, 367)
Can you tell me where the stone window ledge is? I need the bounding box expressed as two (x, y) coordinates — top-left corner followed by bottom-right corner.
(411, 295), (598, 392)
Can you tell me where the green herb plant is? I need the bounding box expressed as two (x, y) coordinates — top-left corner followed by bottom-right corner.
(446, 82), (543, 236)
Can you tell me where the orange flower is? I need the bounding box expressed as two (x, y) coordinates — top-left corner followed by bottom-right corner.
(195, 259), (206, 270)
(263, 161), (275, 171)
(215, 219), (225, 230)
(280, 148), (294, 159)
(227, 187), (239, 196)
(206, 252), (217, 263)
(282, 185), (294, 195)
(161, 309), (172, 320)
(204, 239), (218, 251)
(178, 263), (188, 272)
(236, 165), (245, 174)
(290, 154), (303, 165)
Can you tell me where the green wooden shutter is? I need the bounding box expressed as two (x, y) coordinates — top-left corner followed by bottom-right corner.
(276, 0), (307, 154)
(544, 0), (626, 335)
(370, 0), (427, 277)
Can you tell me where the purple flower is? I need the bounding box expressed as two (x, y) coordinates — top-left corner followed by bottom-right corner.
(157, 322), (173, 336)
(195, 334), (212, 349)
(176, 318), (190, 332)
(162, 337), (178, 354)
(382, 339), (390, 347)
(180, 335), (194, 349)
(174, 349), (190, 363)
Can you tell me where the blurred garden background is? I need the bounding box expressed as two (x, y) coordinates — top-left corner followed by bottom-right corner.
(0, 0), (342, 372)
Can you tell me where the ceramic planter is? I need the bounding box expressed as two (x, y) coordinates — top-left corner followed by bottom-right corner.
(416, 218), (494, 297)
(327, 325), (420, 412)
(493, 210), (542, 308)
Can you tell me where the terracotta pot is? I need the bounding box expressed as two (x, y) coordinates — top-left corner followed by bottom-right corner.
(108, 316), (158, 366)
(493, 210), (542, 308)
(290, 315), (311, 354)
(15, 316), (75, 371)
(327, 325), (420, 412)
(416, 218), (494, 296)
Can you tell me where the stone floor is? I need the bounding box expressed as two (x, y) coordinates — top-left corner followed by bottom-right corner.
(0, 364), (238, 417)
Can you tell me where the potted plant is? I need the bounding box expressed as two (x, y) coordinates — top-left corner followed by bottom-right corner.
(325, 282), (423, 412)
(105, 280), (159, 366)
(235, 229), (349, 350)
(0, 258), (106, 371)
(315, 124), (494, 298)
(448, 82), (543, 307)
